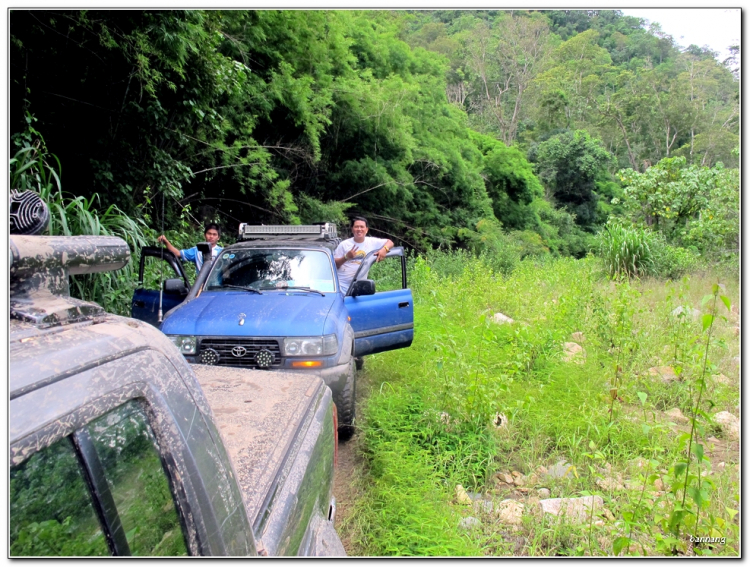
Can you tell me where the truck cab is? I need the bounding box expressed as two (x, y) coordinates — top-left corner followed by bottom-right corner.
(131, 224), (414, 438)
(9, 195), (345, 556)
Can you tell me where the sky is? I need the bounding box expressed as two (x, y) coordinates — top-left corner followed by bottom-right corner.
(619, 8), (741, 62)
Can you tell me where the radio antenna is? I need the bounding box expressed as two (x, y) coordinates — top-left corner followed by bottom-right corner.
(158, 188), (165, 323)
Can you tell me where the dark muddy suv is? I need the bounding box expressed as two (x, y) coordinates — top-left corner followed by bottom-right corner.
(8, 194), (345, 556)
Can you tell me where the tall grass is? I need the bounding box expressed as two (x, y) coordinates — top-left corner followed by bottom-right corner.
(597, 223), (655, 279)
(341, 249), (739, 556)
(11, 122), (150, 315)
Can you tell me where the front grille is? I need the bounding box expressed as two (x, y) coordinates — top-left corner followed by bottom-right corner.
(198, 337), (282, 368)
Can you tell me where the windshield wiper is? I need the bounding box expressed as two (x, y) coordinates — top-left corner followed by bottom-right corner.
(207, 284), (263, 294)
(268, 285), (325, 296)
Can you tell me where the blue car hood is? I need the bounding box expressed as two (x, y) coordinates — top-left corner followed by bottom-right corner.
(161, 291), (338, 337)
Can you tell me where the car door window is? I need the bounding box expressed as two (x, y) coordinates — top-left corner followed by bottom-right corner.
(85, 400), (188, 556)
(141, 254), (192, 289)
(10, 437), (109, 556)
(362, 254), (404, 292)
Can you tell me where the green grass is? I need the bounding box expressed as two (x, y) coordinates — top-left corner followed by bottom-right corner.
(340, 251), (739, 557)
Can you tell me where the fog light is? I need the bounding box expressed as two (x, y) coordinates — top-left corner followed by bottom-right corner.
(256, 349), (274, 368)
(200, 348), (220, 365)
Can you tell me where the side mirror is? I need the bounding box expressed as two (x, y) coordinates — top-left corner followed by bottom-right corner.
(164, 278), (189, 295)
(349, 279), (375, 297)
(196, 242), (211, 264)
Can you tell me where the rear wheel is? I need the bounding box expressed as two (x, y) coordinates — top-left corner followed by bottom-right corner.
(337, 360), (356, 441)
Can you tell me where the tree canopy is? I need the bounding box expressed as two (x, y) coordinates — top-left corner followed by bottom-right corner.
(10, 9), (738, 258)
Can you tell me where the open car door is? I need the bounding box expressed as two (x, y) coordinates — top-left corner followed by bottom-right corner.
(343, 247), (414, 357)
(131, 246), (191, 327)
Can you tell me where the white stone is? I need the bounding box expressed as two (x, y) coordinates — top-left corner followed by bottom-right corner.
(713, 411), (740, 440)
(458, 516), (481, 530)
(473, 499), (494, 514)
(671, 306), (701, 320)
(495, 499), (525, 525)
(571, 331), (585, 343)
(538, 495), (606, 523)
(545, 461), (575, 479)
(563, 342), (585, 363)
(537, 488), (551, 499)
(493, 312), (515, 325)
(493, 412), (508, 428)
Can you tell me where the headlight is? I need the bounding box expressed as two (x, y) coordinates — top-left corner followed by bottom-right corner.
(283, 334), (338, 357)
(169, 335), (197, 355)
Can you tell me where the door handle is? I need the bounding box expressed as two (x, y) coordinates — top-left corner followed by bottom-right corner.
(133, 300), (145, 308)
(398, 302), (409, 308)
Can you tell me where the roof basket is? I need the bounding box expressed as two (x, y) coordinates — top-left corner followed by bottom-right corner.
(238, 223), (338, 241)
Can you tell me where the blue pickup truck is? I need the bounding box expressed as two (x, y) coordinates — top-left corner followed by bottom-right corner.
(132, 224), (414, 438)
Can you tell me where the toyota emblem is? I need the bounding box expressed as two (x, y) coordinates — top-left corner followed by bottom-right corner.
(231, 346), (248, 358)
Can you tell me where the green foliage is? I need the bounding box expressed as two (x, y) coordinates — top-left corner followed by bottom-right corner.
(470, 131), (544, 231)
(648, 235), (700, 280)
(531, 130), (615, 228)
(596, 222), (655, 279)
(11, 125), (149, 315)
(618, 157), (739, 256)
(11, 517), (107, 556)
(346, 250), (739, 556)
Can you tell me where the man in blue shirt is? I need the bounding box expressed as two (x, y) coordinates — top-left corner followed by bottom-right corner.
(158, 223), (223, 271)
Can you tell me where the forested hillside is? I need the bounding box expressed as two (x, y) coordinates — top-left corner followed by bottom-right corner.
(10, 9), (739, 262)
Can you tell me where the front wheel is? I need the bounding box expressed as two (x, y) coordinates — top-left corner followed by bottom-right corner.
(337, 360), (356, 441)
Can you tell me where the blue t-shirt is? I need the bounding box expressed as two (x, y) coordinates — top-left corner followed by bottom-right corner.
(181, 245), (223, 271)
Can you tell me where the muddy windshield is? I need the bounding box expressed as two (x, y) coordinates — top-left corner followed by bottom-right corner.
(206, 249), (336, 293)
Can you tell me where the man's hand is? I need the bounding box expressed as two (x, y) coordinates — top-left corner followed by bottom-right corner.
(158, 235), (180, 259)
(346, 245), (360, 260)
(335, 245), (360, 268)
(375, 247), (388, 262)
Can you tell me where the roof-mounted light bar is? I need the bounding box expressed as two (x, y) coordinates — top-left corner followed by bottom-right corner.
(238, 223), (338, 241)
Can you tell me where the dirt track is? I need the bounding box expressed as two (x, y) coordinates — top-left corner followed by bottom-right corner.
(333, 434), (360, 554)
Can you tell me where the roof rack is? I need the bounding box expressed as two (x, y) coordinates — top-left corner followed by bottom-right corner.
(238, 223), (338, 241)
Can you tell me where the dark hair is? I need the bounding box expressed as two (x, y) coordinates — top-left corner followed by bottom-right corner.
(351, 216), (368, 228)
(204, 223), (221, 236)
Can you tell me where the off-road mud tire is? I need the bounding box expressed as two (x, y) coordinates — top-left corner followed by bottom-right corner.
(337, 361), (356, 441)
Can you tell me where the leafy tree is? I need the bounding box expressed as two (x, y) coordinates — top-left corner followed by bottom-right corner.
(530, 130), (614, 228)
(469, 131), (543, 231)
(617, 156), (739, 253)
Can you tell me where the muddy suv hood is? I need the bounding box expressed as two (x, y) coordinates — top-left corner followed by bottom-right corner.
(161, 291), (339, 337)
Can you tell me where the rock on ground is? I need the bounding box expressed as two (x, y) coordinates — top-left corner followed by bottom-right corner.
(665, 407), (689, 424)
(712, 373), (731, 386)
(671, 306), (701, 320)
(495, 499), (525, 525)
(563, 342), (585, 363)
(647, 366), (679, 382)
(473, 499), (494, 514)
(455, 484), (473, 505)
(596, 476), (625, 491)
(458, 516), (481, 530)
(545, 461), (575, 479)
(713, 411), (740, 440)
(493, 312), (514, 325)
(538, 495), (610, 523)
